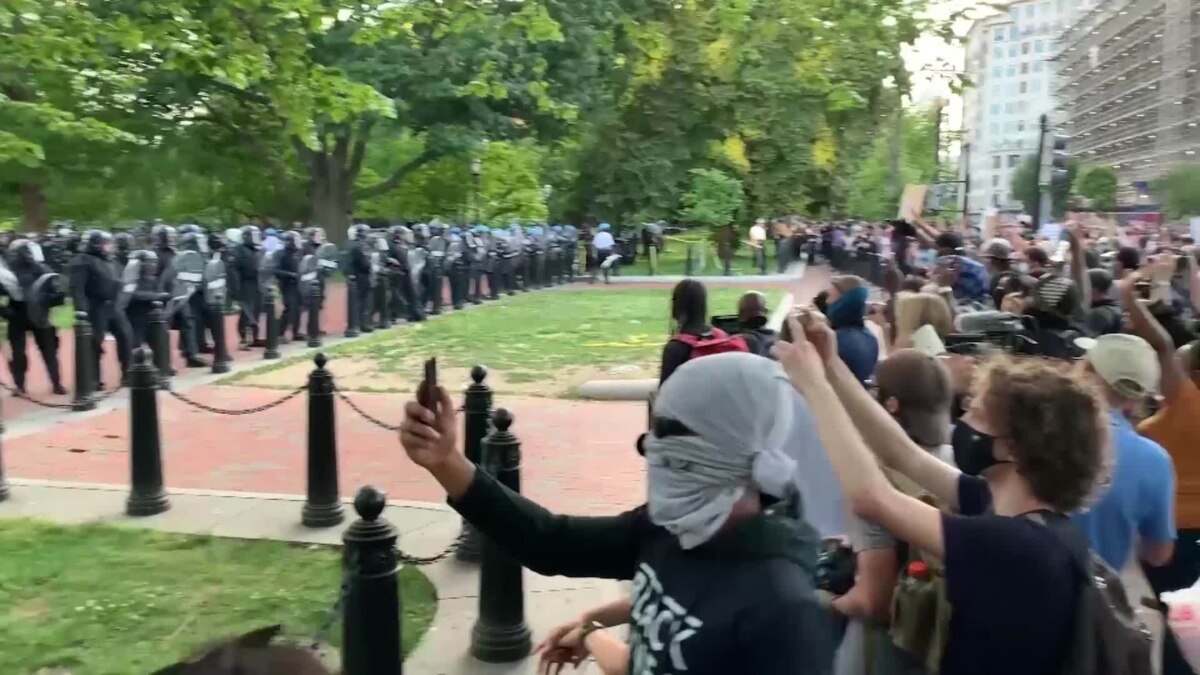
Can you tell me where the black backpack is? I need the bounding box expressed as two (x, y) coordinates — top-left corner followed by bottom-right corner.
(739, 329), (779, 358)
(1025, 512), (1153, 675)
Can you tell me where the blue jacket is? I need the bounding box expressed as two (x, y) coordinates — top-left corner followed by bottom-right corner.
(828, 287), (878, 384)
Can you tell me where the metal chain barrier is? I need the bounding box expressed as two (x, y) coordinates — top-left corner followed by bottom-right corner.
(4, 385), (76, 410)
(167, 386), (305, 416)
(333, 386), (400, 432)
(305, 533), (461, 649)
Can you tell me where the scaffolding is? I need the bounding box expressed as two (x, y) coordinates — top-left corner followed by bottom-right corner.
(1053, 0), (1199, 199)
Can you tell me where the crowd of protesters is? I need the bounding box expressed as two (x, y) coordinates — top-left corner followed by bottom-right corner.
(395, 214), (1200, 675)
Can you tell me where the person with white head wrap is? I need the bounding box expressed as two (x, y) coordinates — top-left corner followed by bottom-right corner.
(399, 353), (836, 675)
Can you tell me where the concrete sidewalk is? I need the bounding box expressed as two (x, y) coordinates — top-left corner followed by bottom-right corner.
(0, 479), (624, 675)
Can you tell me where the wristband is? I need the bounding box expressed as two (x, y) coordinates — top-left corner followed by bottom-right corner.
(579, 620), (606, 651)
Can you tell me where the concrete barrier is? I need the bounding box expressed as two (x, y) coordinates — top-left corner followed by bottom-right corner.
(576, 291), (796, 402)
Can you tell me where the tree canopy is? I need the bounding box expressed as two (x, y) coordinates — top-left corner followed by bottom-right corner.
(1154, 164), (1200, 219)
(1, 0), (936, 233)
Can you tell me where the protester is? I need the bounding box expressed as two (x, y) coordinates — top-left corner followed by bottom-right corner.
(891, 292), (953, 351)
(399, 353), (836, 674)
(826, 276), (879, 384)
(659, 279), (747, 383)
(1084, 268), (1125, 336)
(1073, 334), (1176, 570)
(1121, 265), (1200, 675)
(1115, 246), (1142, 279)
(735, 290), (778, 357)
(775, 313), (1111, 675)
(832, 349), (955, 675)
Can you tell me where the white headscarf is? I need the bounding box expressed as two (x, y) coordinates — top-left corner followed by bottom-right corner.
(644, 353), (798, 549)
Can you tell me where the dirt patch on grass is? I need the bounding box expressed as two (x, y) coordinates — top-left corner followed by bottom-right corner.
(237, 355), (654, 397)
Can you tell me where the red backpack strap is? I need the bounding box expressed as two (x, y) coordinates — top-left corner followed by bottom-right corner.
(672, 333), (701, 347)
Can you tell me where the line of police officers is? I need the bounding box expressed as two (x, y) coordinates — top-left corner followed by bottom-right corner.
(0, 221), (581, 395)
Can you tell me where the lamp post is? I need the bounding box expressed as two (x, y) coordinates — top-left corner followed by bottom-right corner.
(471, 159), (483, 225)
(541, 184), (553, 221)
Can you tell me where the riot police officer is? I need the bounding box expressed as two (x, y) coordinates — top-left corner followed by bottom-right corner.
(275, 231), (304, 341)
(152, 225), (206, 368)
(70, 230), (132, 389)
(179, 228), (214, 354)
(233, 225), (263, 349)
(447, 227), (469, 310)
(113, 232), (134, 268)
(465, 225), (486, 304)
(346, 223), (374, 332)
(424, 222), (446, 315)
(2, 239), (66, 395)
(124, 250), (171, 348)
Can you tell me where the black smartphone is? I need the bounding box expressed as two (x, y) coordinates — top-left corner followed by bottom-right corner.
(417, 357), (439, 421)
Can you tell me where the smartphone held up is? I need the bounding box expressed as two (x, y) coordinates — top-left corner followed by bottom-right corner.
(416, 357), (440, 423)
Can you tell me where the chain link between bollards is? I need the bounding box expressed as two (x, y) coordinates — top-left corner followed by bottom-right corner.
(166, 386), (305, 415)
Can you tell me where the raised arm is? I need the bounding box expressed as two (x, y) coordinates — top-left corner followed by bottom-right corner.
(773, 315), (945, 560)
(1120, 267), (1190, 403)
(400, 392), (640, 580)
(822, 333), (962, 510)
(1066, 220), (1091, 314)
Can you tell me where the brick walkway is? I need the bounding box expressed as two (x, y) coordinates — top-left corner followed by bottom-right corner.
(3, 267), (831, 513)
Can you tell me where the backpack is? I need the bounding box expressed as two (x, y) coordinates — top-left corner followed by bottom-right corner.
(1024, 512), (1153, 675)
(671, 328), (749, 359)
(738, 329), (779, 358)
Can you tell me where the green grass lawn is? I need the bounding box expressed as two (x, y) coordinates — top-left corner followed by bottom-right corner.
(0, 520), (437, 675)
(228, 286), (781, 395)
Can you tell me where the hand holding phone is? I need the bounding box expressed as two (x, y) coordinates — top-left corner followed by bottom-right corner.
(416, 358), (439, 422)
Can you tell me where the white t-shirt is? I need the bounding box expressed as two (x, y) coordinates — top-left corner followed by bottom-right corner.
(749, 224), (766, 247)
(592, 231), (615, 249)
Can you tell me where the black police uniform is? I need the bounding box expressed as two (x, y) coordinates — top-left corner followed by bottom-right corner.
(4, 250), (65, 394)
(69, 236), (132, 387)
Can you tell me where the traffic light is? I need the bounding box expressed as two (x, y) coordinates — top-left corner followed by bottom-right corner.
(1051, 134), (1071, 188)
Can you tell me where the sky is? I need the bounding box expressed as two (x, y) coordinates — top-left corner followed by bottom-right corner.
(904, 0), (992, 132)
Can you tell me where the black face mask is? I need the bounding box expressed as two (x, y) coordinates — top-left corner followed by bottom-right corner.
(952, 418), (1010, 476)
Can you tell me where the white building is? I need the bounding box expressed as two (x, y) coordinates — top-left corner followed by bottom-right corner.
(959, 0), (1085, 216)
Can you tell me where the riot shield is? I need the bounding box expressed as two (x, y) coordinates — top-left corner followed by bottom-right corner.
(368, 250), (383, 288)
(172, 250), (206, 298)
(407, 247), (427, 285)
(299, 254), (320, 297)
(203, 255), (228, 307)
(117, 259), (142, 311)
(27, 272), (65, 329)
(315, 243), (340, 276)
(427, 236), (447, 267)
(260, 248), (282, 291)
(446, 236), (464, 267)
(0, 259), (22, 301)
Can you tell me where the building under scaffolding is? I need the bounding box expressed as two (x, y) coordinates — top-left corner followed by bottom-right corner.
(1053, 0), (1200, 201)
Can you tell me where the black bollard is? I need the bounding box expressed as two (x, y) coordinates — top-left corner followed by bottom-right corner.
(345, 275), (360, 338)
(263, 287), (281, 359)
(456, 365), (492, 563)
(0, 395), (9, 503)
(150, 301), (173, 390)
(72, 311), (96, 412)
(209, 297), (231, 375)
(342, 486), (401, 675)
(471, 408), (532, 662)
(303, 353), (344, 527)
(127, 348), (169, 516)
(307, 284), (323, 348)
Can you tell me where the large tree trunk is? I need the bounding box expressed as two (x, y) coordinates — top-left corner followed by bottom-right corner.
(309, 170), (354, 243)
(19, 182), (49, 232)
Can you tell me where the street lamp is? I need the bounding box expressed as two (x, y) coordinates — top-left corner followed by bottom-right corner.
(541, 184), (553, 222)
(470, 159), (482, 225)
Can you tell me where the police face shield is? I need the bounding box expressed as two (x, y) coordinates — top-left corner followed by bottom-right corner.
(25, 241), (45, 264)
(225, 228), (243, 247)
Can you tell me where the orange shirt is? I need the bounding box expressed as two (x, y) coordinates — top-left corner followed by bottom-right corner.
(1140, 381), (1200, 528)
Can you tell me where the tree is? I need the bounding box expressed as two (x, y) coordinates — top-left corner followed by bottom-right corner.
(845, 104), (939, 220)
(1011, 154), (1077, 219)
(679, 169), (744, 228)
(1154, 164), (1200, 219)
(1074, 165), (1118, 211)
